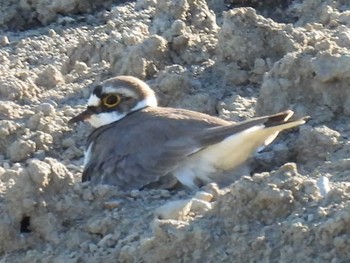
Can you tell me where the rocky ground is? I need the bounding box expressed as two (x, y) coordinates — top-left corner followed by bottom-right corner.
(1, 0), (350, 262)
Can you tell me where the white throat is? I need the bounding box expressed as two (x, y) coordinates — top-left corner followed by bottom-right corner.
(88, 111), (127, 128)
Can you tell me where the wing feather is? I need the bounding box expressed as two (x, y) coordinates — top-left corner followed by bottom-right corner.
(83, 107), (219, 189)
(82, 108), (307, 190)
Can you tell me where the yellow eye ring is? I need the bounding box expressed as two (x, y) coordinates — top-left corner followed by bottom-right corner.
(102, 94), (121, 108)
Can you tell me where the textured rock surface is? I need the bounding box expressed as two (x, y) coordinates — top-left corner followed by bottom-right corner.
(1, 0), (350, 262)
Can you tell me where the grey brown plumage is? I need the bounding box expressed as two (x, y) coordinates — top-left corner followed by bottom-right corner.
(69, 76), (308, 190)
(81, 107), (307, 189)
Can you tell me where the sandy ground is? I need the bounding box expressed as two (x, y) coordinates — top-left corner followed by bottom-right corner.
(1, 0), (350, 262)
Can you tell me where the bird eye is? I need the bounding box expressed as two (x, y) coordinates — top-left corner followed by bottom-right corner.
(102, 94), (121, 108)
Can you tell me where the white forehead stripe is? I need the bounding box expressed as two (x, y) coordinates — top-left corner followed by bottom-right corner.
(87, 94), (100, 107)
(104, 86), (136, 97)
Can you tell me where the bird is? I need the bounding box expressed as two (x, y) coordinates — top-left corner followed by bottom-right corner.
(69, 75), (308, 190)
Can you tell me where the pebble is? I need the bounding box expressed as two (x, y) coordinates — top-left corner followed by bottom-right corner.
(190, 198), (212, 214)
(74, 61), (88, 73)
(3, 162), (10, 169)
(155, 199), (192, 220)
(103, 200), (122, 210)
(194, 191), (213, 202)
(9, 139), (36, 162)
(62, 138), (75, 148)
(0, 36), (9, 46)
(82, 188), (94, 201)
(26, 159), (51, 186)
(48, 29), (56, 37)
(130, 189), (141, 198)
(0, 166), (4, 176)
(94, 184), (111, 198)
(88, 243), (98, 253)
(34, 103), (55, 116)
(317, 176), (331, 197)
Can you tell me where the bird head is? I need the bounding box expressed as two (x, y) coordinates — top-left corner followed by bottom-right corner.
(69, 76), (157, 128)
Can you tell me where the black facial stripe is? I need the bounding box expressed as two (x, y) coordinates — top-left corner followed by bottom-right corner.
(101, 105), (121, 112)
(87, 106), (102, 114)
(93, 85), (103, 98)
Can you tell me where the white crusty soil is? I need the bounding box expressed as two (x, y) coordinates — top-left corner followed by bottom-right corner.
(1, 0), (350, 262)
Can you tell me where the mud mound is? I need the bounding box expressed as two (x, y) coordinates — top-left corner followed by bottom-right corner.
(1, 0), (350, 262)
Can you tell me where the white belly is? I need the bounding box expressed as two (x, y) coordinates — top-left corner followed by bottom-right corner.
(173, 125), (280, 189)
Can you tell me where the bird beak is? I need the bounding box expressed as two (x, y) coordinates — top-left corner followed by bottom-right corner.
(68, 108), (93, 125)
